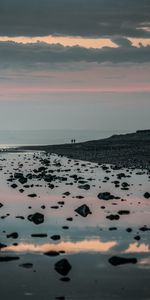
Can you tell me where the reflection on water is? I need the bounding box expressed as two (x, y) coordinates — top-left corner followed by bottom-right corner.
(124, 243), (150, 253)
(0, 151), (150, 299)
(2, 239), (118, 254)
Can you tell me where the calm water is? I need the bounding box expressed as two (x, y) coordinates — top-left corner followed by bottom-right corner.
(0, 151), (150, 299)
(0, 129), (129, 148)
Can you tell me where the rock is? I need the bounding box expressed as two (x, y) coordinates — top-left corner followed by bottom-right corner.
(7, 232), (19, 239)
(63, 192), (70, 196)
(144, 192), (150, 199)
(126, 228), (132, 232)
(134, 235), (141, 241)
(139, 226), (150, 232)
(18, 177), (28, 184)
(27, 212), (44, 225)
(66, 217), (73, 221)
(109, 256), (137, 266)
(11, 183), (18, 189)
(118, 210), (130, 215)
(51, 235), (61, 241)
(60, 277), (70, 282)
(27, 193), (37, 198)
(54, 259), (72, 276)
(19, 263), (33, 268)
(97, 192), (115, 200)
(16, 216), (25, 220)
(44, 251), (60, 257)
(78, 184), (90, 190)
(0, 243), (7, 249)
(109, 227), (117, 231)
(106, 214), (120, 221)
(0, 256), (20, 262)
(0, 203), (3, 208)
(75, 204), (92, 217)
(31, 234), (47, 238)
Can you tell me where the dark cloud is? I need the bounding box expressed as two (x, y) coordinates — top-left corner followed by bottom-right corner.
(0, 0), (149, 38)
(0, 40), (149, 69)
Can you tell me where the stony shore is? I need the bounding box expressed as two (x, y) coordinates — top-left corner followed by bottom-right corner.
(16, 130), (150, 169)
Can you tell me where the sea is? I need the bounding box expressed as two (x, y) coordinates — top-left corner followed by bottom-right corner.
(0, 129), (130, 149)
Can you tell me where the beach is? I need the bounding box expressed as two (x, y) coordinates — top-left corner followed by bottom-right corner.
(0, 147), (150, 299)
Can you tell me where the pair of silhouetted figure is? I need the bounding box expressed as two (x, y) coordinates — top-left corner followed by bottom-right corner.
(71, 139), (76, 143)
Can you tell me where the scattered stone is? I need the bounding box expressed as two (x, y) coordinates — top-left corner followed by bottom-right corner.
(0, 256), (20, 262)
(106, 214), (120, 221)
(75, 204), (91, 217)
(11, 183), (18, 189)
(31, 234), (47, 238)
(126, 228), (132, 233)
(19, 263), (33, 268)
(27, 212), (44, 225)
(7, 232), (19, 239)
(109, 256), (137, 266)
(60, 277), (70, 282)
(44, 251), (60, 257)
(78, 184), (90, 190)
(97, 192), (115, 200)
(51, 235), (61, 241)
(144, 192), (150, 199)
(55, 259), (72, 276)
(28, 193), (37, 198)
(118, 210), (130, 215)
(134, 235), (141, 241)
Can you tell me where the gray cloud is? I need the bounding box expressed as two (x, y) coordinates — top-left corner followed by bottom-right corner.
(0, 0), (149, 38)
(0, 40), (149, 69)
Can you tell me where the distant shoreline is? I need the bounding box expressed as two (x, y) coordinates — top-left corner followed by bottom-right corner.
(2, 130), (150, 169)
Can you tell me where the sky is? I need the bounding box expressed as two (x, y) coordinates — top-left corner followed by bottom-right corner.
(0, 0), (150, 131)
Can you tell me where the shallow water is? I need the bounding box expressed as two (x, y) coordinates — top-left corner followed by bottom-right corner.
(0, 152), (150, 299)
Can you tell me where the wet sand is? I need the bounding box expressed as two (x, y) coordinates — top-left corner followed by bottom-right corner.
(0, 151), (150, 299)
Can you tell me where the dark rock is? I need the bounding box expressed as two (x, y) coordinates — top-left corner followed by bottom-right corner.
(44, 251), (60, 257)
(63, 192), (70, 196)
(0, 256), (20, 262)
(118, 210), (130, 215)
(51, 235), (61, 241)
(7, 232), (19, 239)
(62, 226), (69, 230)
(19, 263), (33, 268)
(19, 177), (28, 184)
(31, 234), (47, 238)
(51, 206), (59, 209)
(66, 217), (73, 221)
(144, 192), (150, 199)
(0, 243), (7, 249)
(126, 228), (132, 232)
(134, 235), (141, 241)
(75, 204), (91, 217)
(60, 277), (70, 282)
(78, 184), (90, 190)
(97, 192), (115, 200)
(109, 227), (117, 231)
(16, 216), (25, 220)
(139, 226), (150, 232)
(27, 212), (44, 225)
(106, 214), (120, 221)
(55, 259), (72, 276)
(11, 183), (18, 189)
(27, 193), (37, 198)
(109, 256), (137, 266)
